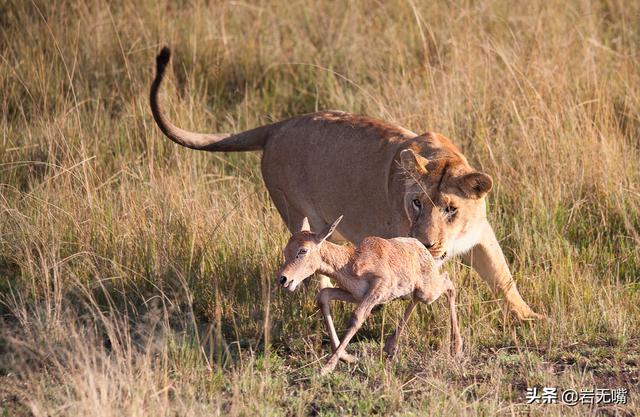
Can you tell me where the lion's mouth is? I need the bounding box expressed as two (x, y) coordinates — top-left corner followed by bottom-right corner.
(435, 251), (447, 260)
(423, 243), (447, 260)
(409, 234), (448, 260)
(422, 245), (447, 260)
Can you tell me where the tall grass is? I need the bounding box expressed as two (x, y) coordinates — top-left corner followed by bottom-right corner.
(1, 0), (638, 415)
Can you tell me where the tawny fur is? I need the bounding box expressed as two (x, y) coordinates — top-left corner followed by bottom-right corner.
(150, 47), (541, 321)
(277, 216), (463, 375)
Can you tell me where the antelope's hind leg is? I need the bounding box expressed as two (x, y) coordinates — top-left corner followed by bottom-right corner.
(414, 273), (463, 357)
(320, 289), (383, 375)
(383, 298), (418, 359)
(443, 277), (463, 357)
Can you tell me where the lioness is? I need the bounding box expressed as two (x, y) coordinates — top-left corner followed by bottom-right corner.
(150, 47), (540, 320)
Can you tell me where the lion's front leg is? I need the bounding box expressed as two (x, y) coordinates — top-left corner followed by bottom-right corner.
(462, 221), (542, 321)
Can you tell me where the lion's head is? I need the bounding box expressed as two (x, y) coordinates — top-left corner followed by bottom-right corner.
(399, 134), (493, 260)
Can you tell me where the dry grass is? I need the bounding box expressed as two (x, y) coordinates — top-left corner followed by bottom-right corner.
(1, 0), (639, 415)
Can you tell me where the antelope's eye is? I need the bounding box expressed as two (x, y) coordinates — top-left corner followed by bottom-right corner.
(297, 248), (308, 256)
(412, 199), (422, 209)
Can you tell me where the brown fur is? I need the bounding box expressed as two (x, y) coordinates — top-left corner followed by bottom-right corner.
(277, 217), (463, 374)
(150, 47), (541, 320)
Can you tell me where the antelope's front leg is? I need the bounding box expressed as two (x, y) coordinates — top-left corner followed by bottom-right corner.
(316, 288), (358, 363)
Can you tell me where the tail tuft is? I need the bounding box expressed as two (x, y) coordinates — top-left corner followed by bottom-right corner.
(156, 46), (171, 74)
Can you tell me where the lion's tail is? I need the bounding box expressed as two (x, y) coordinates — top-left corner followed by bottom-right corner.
(150, 47), (273, 152)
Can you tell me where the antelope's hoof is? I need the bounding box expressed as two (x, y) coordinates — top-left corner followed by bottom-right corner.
(339, 352), (357, 363)
(383, 340), (398, 358)
(452, 344), (463, 358)
(320, 357), (339, 375)
(320, 364), (335, 376)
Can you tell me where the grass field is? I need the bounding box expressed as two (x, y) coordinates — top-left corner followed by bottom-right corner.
(1, 0), (639, 415)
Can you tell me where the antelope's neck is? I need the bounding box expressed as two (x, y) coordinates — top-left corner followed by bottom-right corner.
(318, 241), (354, 279)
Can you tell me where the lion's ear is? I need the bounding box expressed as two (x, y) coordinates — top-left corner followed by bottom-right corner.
(457, 172), (493, 199)
(400, 149), (429, 176)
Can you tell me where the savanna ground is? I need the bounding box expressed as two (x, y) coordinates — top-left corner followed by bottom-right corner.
(1, 0), (639, 415)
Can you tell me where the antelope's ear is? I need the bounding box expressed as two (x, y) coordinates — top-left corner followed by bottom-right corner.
(457, 172), (493, 199)
(400, 149), (428, 176)
(317, 215), (343, 243)
(300, 217), (310, 232)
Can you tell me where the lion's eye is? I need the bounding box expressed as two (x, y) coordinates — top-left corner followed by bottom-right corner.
(443, 205), (457, 220)
(412, 199), (422, 210)
(297, 248), (308, 257)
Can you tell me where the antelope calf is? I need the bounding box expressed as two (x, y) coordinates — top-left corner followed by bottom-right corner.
(277, 216), (463, 375)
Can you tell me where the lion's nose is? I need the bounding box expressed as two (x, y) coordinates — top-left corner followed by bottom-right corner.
(279, 275), (287, 285)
